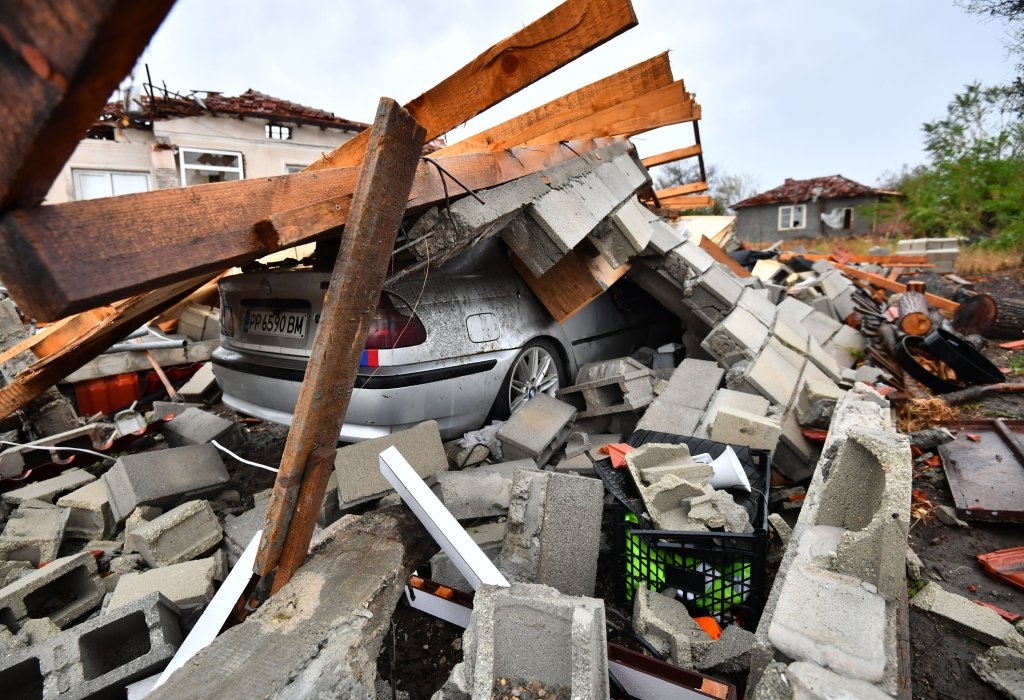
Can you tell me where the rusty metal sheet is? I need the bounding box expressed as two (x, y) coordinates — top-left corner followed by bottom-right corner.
(938, 420), (1024, 522)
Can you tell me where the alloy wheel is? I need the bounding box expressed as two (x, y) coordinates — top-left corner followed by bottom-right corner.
(508, 345), (560, 414)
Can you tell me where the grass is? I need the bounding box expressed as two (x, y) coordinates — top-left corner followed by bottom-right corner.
(1008, 352), (1024, 378)
(956, 245), (1023, 276)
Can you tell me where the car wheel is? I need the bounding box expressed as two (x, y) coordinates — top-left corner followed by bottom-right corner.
(491, 339), (566, 420)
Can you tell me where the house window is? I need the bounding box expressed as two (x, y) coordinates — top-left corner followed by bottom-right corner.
(179, 147), (243, 185)
(285, 164), (308, 174)
(778, 204), (807, 231)
(266, 124), (291, 140)
(73, 170), (150, 200)
(840, 207), (854, 230)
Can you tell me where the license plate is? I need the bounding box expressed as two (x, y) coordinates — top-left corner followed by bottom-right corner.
(244, 309), (308, 339)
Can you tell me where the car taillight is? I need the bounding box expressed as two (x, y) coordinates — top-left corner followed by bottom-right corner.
(364, 294), (426, 349)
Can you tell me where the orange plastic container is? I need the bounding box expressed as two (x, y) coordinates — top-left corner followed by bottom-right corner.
(74, 373), (140, 416)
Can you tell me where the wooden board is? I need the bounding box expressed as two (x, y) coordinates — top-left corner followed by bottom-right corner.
(305, 0), (638, 171)
(0, 137), (619, 320)
(641, 145), (702, 169)
(835, 263), (959, 313)
(779, 252), (929, 265)
(0, 0), (176, 213)
(654, 181), (709, 199)
(698, 235), (750, 278)
(511, 242), (629, 322)
(435, 52), (672, 156)
(654, 194), (715, 209)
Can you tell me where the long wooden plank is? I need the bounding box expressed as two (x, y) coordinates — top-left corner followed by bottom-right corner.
(641, 145), (702, 169)
(835, 263), (959, 313)
(655, 194), (715, 209)
(0, 277), (207, 420)
(305, 0), (637, 172)
(698, 235), (750, 278)
(654, 181), (708, 199)
(511, 241), (629, 322)
(434, 52), (672, 157)
(521, 81), (698, 145)
(778, 252), (930, 265)
(0, 0), (176, 213)
(256, 98), (426, 581)
(0, 138), (618, 321)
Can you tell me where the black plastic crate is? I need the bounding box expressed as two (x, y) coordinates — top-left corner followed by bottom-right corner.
(600, 430), (771, 629)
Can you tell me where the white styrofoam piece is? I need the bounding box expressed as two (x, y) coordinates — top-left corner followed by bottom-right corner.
(379, 446), (508, 590)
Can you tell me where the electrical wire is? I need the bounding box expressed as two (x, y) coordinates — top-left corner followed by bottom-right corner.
(0, 440), (112, 461)
(211, 439), (279, 473)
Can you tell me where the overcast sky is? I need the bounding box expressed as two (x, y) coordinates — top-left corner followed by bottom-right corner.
(137, 0), (1016, 191)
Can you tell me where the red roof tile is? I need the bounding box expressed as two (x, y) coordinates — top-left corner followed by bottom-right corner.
(732, 175), (885, 209)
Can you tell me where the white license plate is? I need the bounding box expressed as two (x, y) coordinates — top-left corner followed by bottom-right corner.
(244, 309), (308, 339)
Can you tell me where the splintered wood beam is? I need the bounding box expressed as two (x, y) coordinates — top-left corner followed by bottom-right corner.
(256, 98), (426, 581)
(654, 194), (715, 209)
(0, 0), (176, 213)
(521, 81), (698, 145)
(435, 52), (672, 157)
(641, 145), (702, 169)
(306, 0), (637, 171)
(0, 277), (207, 420)
(834, 263), (960, 313)
(0, 137), (619, 321)
(654, 181), (709, 199)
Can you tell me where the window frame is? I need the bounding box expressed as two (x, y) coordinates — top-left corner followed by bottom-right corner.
(72, 168), (151, 201)
(266, 124), (292, 140)
(778, 204), (807, 231)
(285, 164), (308, 174)
(178, 146), (244, 186)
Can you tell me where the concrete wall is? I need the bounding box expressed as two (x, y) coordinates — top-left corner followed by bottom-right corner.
(44, 115), (357, 205)
(734, 195), (881, 244)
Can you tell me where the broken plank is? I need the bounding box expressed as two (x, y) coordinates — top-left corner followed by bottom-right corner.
(522, 80), (698, 145)
(655, 194), (715, 209)
(698, 235), (751, 278)
(434, 52), (672, 157)
(835, 263), (959, 313)
(306, 0), (638, 171)
(256, 98), (426, 581)
(0, 138), (619, 321)
(653, 181), (709, 199)
(0, 0), (176, 213)
(511, 241), (630, 322)
(641, 145), (702, 169)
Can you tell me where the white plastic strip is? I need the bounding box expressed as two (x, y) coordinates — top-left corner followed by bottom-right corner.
(379, 446), (508, 590)
(608, 661), (708, 700)
(150, 530), (263, 691)
(403, 585), (472, 628)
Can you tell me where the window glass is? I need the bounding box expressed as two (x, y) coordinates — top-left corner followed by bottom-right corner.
(77, 172), (111, 200)
(180, 148), (244, 186)
(110, 172), (149, 196)
(183, 150), (240, 168)
(74, 170), (150, 200)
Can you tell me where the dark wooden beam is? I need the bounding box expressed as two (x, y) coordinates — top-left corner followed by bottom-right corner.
(0, 0), (176, 213)
(305, 0), (638, 170)
(255, 98), (426, 581)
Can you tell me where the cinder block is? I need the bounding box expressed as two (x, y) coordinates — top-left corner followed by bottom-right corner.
(674, 241), (716, 276)
(457, 583), (608, 700)
(557, 357), (653, 417)
(776, 297), (815, 327)
(2, 467), (95, 505)
(709, 406), (782, 453)
(109, 557), (218, 611)
(826, 324), (867, 369)
(633, 585), (714, 666)
(122, 505), (161, 555)
(647, 219), (687, 255)
(784, 661), (895, 700)
(318, 470), (341, 528)
(57, 479), (114, 540)
(497, 469), (604, 596)
(702, 307), (770, 367)
(127, 500), (223, 568)
(0, 592), (182, 700)
(160, 407), (242, 450)
(0, 552), (104, 630)
(609, 197), (653, 252)
(223, 490), (271, 566)
(696, 624), (755, 675)
(502, 212), (569, 277)
(637, 359), (724, 437)
(178, 362), (217, 402)
(737, 287), (778, 329)
(742, 342), (802, 407)
(0, 500), (69, 566)
(803, 310), (843, 346)
(971, 646), (1024, 699)
(696, 388), (770, 437)
(429, 521), (506, 590)
(497, 395), (576, 467)
(432, 470), (512, 521)
(102, 444), (230, 523)
(527, 170), (620, 253)
(698, 264), (745, 307)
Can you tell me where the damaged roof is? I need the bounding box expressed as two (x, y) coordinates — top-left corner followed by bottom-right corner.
(732, 174), (893, 209)
(101, 88), (370, 132)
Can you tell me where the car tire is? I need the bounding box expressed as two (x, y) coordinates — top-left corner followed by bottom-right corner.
(490, 339), (567, 421)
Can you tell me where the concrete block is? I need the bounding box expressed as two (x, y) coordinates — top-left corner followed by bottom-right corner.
(102, 444), (230, 523)
(150, 400), (204, 422)
(222, 490), (270, 566)
(696, 388), (770, 438)
(675, 241), (716, 276)
(825, 324), (866, 369)
(795, 376), (846, 428)
(772, 412), (818, 482)
(768, 563), (887, 682)
(502, 212), (568, 277)
(160, 406), (242, 449)
(637, 359), (724, 436)
(688, 490), (754, 533)
(432, 459), (539, 521)
(458, 583), (608, 700)
(633, 584), (714, 666)
(557, 358), (653, 417)
(647, 219), (687, 255)
(429, 521), (506, 590)
(592, 150), (649, 202)
(497, 469), (604, 596)
(122, 505), (161, 554)
(803, 311), (843, 347)
(696, 624), (755, 674)
(318, 469), (341, 528)
(127, 500), (223, 567)
(777, 297), (815, 327)
(0, 552), (104, 629)
(783, 661), (895, 699)
(587, 218), (637, 269)
(737, 287), (778, 329)
(702, 307), (770, 367)
(625, 442), (713, 485)
(928, 248), (959, 274)
(109, 557), (218, 611)
(771, 315), (810, 356)
(742, 343), (802, 406)
(0, 592), (182, 700)
(527, 170), (620, 253)
(178, 362), (217, 402)
(912, 582), (1021, 646)
(709, 406), (782, 453)
(0, 500), (69, 566)
(2, 467), (95, 505)
(609, 196), (653, 252)
(335, 420), (448, 506)
(0, 560), (31, 587)
(971, 646), (1024, 699)
(496, 395), (576, 467)
(56, 479), (114, 540)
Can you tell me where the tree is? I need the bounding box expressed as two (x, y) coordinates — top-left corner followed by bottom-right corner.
(651, 162), (759, 214)
(959, 1), (1024, 101)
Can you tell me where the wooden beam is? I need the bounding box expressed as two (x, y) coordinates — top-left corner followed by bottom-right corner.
(778, 252), (930, 265)
(521, 81), (699, 145)
(698, 236), (750, 278)
(0, 0), (176, 213)
(641, 145), (702, 169)
(834, 263), (959, 313)
(0, 277), (208, 420)
(0, 137), (620, 321)
(511, 241), (629, 322)
(434, 52), (672, 157)
(256, 98), (426, 582)
(654, 181), (708, 199)
(305, 0), (638, 171)
(654, 194), (715, 209)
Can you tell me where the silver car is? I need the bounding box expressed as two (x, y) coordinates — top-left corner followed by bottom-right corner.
(211, 239), (678, 441)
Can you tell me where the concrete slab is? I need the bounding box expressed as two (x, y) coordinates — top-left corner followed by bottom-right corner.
(971, 646), (1024, 699)
(496, 395), (576, 467)
(912, 582), (1021, 646)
